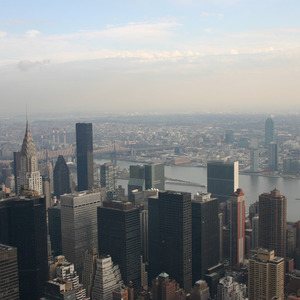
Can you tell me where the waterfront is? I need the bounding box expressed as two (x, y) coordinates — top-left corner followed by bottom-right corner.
(95, 159), (300, 222)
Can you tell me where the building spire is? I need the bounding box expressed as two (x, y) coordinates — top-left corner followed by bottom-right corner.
(26, 105), (29, 133)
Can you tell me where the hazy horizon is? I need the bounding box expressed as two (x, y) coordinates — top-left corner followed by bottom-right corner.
(1, 0), (300, 115)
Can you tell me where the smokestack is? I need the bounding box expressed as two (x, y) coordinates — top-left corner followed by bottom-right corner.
(57, 129), (60, 144)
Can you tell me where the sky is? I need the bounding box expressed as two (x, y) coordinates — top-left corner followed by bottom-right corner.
(1, 0), (300, 116)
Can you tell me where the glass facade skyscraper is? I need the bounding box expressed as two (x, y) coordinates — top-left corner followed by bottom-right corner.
(76, 123), (94, 191)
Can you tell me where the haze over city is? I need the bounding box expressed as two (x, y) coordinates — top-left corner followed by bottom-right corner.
(1, 0), (300, 115)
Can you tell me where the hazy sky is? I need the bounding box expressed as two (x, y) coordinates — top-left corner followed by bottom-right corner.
(1, 0), (300, 115)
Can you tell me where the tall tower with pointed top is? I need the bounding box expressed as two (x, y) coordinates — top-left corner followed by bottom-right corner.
(18, 118), (43, 195)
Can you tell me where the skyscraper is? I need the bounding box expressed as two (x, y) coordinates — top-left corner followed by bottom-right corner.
(54, 155), (70, 199)
(18, 118), (43, 195)
(91, 255), (124, 300)
(259, 189), (287, 258)
(48, 203), (62, 256)
(192, 193), (220, 282)
(76, 123), (94, 191)
(97, 200), (141, 287)
(100, 162), (116, 191)
(0, 244), (19, 299)
(250, 148), (259, 172)
(207, 160), (239, 203)
(248, 249), (284, 300)
(0, 194), (48, 299)
(268, 142), (278, 171)
(149, 191), (192, 292)
(265, 117), (275, 147)
(128, 163), (165, 195)
(61, 191), (101, 276)
(228, 188), (245, 270)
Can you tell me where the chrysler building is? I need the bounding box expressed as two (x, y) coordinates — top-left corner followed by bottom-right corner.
(18, 118), (43, 195)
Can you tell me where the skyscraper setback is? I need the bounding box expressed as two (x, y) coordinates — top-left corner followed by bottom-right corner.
(76, 123), (94, 191)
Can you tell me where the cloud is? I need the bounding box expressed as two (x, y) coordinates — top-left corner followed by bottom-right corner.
(25, 30), (40, 38)
(201, 12), (224, 19)
(17, 59), (50, 71)
(0, 31), (7, 38)
(53, 21), (180, 43)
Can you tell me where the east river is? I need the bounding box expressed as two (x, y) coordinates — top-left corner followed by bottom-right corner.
(95, 159), (300, 222)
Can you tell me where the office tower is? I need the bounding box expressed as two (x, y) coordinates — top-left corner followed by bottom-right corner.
(54, 155), (70, 199)
(140, 210), (149, 262)
(250, 148), (259, 172)
(151, 272), (186, 300)
(128, 163), (165, 195)
(44, 278), (77, 299)
(268, 142), (278, 171)
(265, 117), (275, 147)
(149, 191), (192, 292)
(82, 248), (98, 298)
(76, 123), (94, 191)
(0, 194), (48, 299)
(42, 176), (51, 211)
(13, 151), (21, 194)
(39, 161), (54, 194)
(207, 160), (239, 203)
(192, 193), (220, 282)
(224, 130), (234, 144)
(61, 191), (101, 276)
(18, 118), (43, 194)
(190, 280), (210, 300)
(97, 201), (141, 287)
(0, 244), (19, 299)
(286, 225), (296, 258)
(100, 162), (116, 191)
(148, 195), (160, 281)
(48, 203), (62, 256)
(128, 165), (145, 194)
(217, 276), (246, 299)
(248, 249), (284, 300)
(252, 215), (259, 250)
(228, 189), (245, 270)
(91, 255), (124, 300)
(140, 255), (148, 287)
(55, 259), (86, 300)
(144, 164), (165, 190)
(259, 189), (287, 258)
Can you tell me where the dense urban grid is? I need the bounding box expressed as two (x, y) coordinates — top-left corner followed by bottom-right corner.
(0, 113), (300, 299)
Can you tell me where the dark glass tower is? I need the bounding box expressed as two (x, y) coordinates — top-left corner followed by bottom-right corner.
(53, 155), (70, 199)
(149, 191), (192, 292)
(97, 201), (141, 287)
(128, 163), (165, 195)
(0, 195), (48, 299)
(192, 193), (220, 282)
(48, 204), (62, 256)
(207, 160), (239, 203)
(76, 123), (93, 191)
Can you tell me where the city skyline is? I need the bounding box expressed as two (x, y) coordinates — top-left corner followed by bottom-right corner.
(1, 0), (300, 115)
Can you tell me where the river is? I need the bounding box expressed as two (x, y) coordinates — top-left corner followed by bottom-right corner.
(95, 159), (300, 222)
